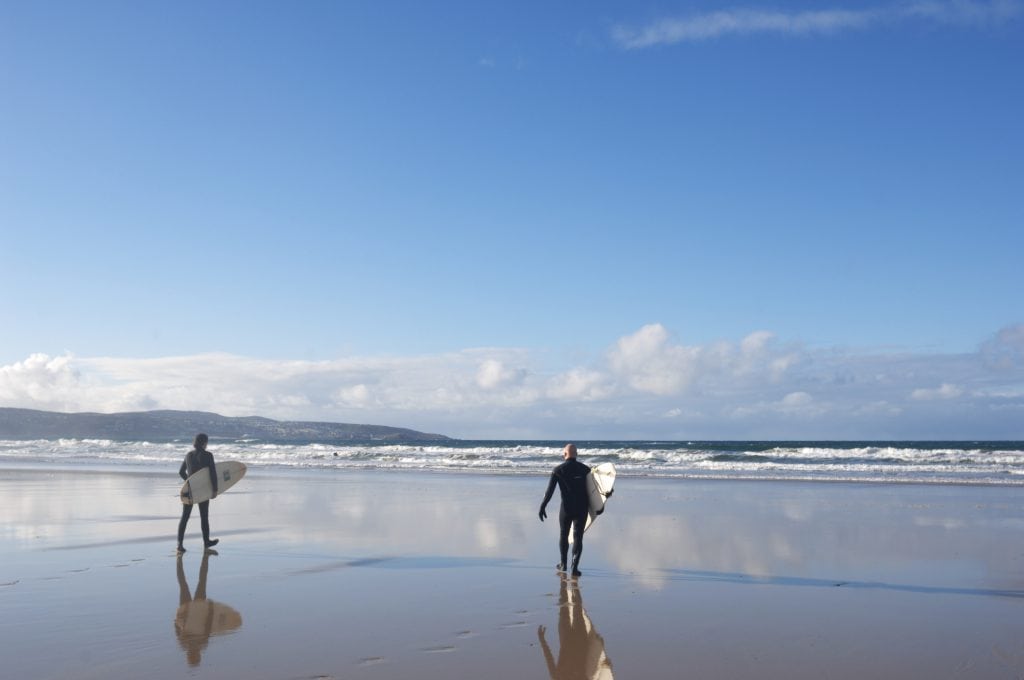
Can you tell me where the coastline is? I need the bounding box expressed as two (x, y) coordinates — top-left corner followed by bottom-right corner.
(2, 464), (1023, 678)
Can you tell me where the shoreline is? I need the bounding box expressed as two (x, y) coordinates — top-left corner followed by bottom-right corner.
(4, 459), (1024, 490)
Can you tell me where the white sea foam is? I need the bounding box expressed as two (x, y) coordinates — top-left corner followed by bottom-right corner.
(0, 438), (1022, 485)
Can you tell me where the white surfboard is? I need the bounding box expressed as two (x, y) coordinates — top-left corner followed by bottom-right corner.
(569, 463), (615, 542)
(180, 461), (247, 505)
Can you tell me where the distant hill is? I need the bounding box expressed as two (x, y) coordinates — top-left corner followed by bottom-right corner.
(0, 408), (450, 443)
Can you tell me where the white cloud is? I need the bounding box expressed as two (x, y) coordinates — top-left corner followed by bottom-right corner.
(546, 368), (613, 401)
(1, 323), (1022, 438)
(0, 353), (84, 411)
(607, 323), (700, 395)
(904, 0), (1022, 25)
(604, 326), (800, 396)
(741, 330), (775, 354)
(612, 0), (1021, 48)
(731, 391), (827, 419)
(475, 359), (525, 390)
(335, 384), (372, 408)
(980, 323), (1024, 370)
(781, 391), (813, 407)
(613, 8), (877, 48)
(911, 383), (963, 400)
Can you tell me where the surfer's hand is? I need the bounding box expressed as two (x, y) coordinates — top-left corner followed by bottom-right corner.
(538, 508), (547, 521)
(606, 488), (614, 498)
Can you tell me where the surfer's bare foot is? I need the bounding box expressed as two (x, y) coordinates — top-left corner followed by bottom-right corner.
(556, 562), (566, 572)
(176, 545), (186, 555)
(571, 569), (582, 578)
(205, 539), (219, 549)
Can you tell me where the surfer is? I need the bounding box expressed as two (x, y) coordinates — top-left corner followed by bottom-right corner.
(539, 443), (591, 577)
(177, 433), (219, 554)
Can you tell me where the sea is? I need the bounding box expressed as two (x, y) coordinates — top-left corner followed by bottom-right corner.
(2, 438), (1024, 486)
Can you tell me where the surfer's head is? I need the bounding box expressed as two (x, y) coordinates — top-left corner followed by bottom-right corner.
(563, 443), (577, 459)
(193, 433), (209, 450)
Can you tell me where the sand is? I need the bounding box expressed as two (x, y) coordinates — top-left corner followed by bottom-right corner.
(1, 463), (1023, 679)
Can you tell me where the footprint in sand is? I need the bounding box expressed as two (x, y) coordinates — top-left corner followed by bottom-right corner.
(455, 631), (477, 639)
(67, 568), (90, 573)
(420, 645), (456, 654)
(0, 580), (19, 587)
(500, 621), (528, 629)
(357, 657), (386, 666)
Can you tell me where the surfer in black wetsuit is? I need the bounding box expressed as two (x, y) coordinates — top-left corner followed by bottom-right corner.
(539, 443), (591, 577)
(177, 433), (219, 554)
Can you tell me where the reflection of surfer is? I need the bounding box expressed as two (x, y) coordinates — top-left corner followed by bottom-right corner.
(539, 443), (591, 576)
(177, 433), (219, 554)
(538, 577), (614, 680)
(174, 551), (241, 667)
(175, 551), (215, 667)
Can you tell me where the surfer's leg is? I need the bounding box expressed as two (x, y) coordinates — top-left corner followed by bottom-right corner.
(570, 511), (586, 576)
(177, 504), (192, 550)
(557, 508), (571, 570)
(198, 501), (211, 545)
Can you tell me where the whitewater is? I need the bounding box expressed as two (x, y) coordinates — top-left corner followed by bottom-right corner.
(2, 438), (1024, 486)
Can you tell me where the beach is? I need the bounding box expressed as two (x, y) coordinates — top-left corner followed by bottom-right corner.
(2, 464), (1024, 679)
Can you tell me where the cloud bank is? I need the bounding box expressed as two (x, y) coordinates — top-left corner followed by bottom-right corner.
(612, 0), (1021, 48)
(2, 323), (1023, 439)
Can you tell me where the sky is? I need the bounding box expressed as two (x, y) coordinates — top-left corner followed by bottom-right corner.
(1, 1), (1022, 439)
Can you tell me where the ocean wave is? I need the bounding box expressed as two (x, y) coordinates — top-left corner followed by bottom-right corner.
(0, 438), (1022, 485)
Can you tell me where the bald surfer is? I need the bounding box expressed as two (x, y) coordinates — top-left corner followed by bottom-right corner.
(539, 443), (591, 577)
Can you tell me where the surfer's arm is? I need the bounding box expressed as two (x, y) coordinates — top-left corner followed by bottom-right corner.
(179, 459), (188, 480)
(539, 474), (557, 520)
(208, 456), (219, 495)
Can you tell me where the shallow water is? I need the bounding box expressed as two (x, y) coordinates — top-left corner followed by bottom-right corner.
(2, 466), (1023, 678)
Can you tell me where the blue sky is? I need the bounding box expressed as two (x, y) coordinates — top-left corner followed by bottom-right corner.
(1, 1), (1022, 438)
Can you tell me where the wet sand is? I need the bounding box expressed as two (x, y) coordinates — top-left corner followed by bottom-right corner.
(1, 464), (1023, 679)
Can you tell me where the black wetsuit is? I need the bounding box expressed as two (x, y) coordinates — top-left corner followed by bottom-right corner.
(539, 458), (591, 570)
(178, 448), (218, 548)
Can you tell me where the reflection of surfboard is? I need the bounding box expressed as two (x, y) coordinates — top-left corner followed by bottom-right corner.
(561, 577), (615, 679)
(180, 461), (246, 505)
(570, 463), (615, 543)
(582, 608), (614, 680)
(176, 600), (243, 636)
